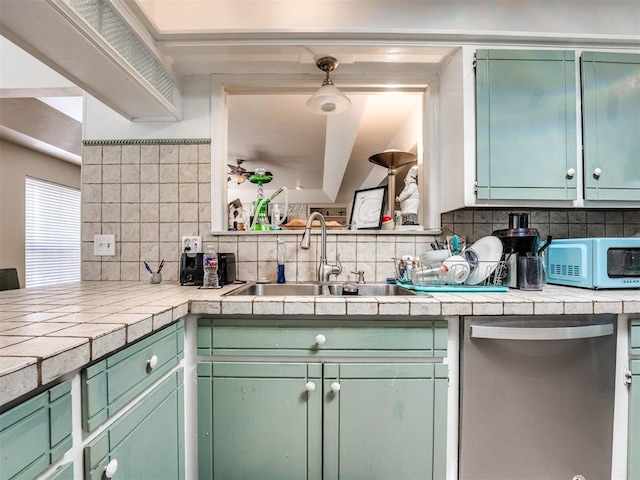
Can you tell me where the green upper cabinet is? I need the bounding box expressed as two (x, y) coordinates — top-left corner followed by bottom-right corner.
(476, 49), (578, 200)
(581, 52), (640, 201)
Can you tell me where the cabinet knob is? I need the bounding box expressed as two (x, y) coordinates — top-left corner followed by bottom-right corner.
(566, 168), (576, 178)
(147, 354), (158, 370)
(315, 334), (326, 345)
(330, 381), (341, 393)
(593, 167), (602, 178)
(305, 381), (316, 392)
(104, 459), (118, 478)
(624, 368), (633, 386)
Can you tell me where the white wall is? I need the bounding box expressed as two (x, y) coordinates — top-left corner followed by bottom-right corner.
(0, 36), (79, 94)
(0, 139), (81, 285)
(83, 76), (211, 140)
(437, 49), (466, 214)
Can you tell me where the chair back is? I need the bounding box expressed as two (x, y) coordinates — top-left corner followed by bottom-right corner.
(0, 268), (20, 290)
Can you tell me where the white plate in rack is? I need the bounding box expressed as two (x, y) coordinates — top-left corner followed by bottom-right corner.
(464, 236), (503, 285)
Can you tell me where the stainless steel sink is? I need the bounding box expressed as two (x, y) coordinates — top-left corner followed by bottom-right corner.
(224, 282), (416, 296)
(225, 283), (325, 296)
(326, 283), (416, 296)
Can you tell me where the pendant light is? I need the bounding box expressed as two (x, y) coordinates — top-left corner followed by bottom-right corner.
(306, 56), (351, 115)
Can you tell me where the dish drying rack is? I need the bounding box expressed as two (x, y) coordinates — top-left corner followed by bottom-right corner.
(393, 257), (509, 292)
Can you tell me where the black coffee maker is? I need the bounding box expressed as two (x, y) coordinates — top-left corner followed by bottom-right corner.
(492, 213), (549, 289)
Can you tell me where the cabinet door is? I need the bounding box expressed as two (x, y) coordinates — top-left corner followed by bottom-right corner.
(84, 371), (184, 480)
(476, 49), (577, 200)
(630, 360), (640, 479)
(582, 52), (640, 201)
(198, 362), (322, 480)
(0, 381), (71, 480)
(323, 363), (448, 480)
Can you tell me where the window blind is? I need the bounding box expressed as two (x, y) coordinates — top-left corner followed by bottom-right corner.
(25, 177), (81, 287)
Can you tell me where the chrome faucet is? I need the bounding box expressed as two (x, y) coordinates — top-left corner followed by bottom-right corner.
(300, 211), (342, 282)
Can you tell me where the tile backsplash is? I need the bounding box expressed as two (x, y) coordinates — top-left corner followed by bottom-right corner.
(209, 233), (432, 284)
(81, 140), (212, 281)
(80, 139), (639, 282)
(441, 208), (640, 244)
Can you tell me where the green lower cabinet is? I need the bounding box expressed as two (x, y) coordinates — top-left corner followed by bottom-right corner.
(44, 463), (73, 480)
(82, 320), (184, 432)
(84, 370), (185, 480)
(198, 361), (447, 480)
(0, 381), (72, 480)
(323, 363), (448, 480)
(198, 362), (322, 480)
(630, 359), (640, 479)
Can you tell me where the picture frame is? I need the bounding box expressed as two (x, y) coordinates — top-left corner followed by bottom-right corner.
(349, 186), (387, 230)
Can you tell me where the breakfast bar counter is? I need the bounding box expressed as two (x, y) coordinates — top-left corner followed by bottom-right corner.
(1, 281), (639, 408)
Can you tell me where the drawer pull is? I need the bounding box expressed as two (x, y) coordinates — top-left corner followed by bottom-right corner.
(104, 459), (118, 478)
(593, 167), (602, 178)
(566, 168), (575, 178)
(147, 355), (158, 370)
(305, 381), (316, 392)
(315, 334), (326, 345)
(330, 381), (341, 393)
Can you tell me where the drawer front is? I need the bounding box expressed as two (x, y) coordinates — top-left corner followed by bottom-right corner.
(0, 381), (72, 480)
(45, 463), (74, 480)
(197, 319), (447, 358)
(82, 321), (184, 432)
(631, 319), (640, 355)
(84, 371), (185, 480)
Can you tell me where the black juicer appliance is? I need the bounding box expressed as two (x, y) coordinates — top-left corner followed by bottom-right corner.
(180, 252), (236, 286)
(492, 213), (551, 290)
(180, 253), (204, 286)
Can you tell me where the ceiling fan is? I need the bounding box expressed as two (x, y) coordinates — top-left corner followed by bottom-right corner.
(227, 159), (272, 184)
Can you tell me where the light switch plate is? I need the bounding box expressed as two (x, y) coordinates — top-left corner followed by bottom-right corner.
(182, 236), (202, 254)
(94, 234), (116, 256)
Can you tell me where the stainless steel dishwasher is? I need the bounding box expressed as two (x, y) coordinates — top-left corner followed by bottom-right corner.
(459, 315), (616, 480)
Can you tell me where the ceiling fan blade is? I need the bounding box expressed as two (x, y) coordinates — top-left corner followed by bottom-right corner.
(228, 164), (248, 174)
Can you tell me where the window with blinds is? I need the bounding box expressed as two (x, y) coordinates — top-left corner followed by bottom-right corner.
(25, 177), (81, 287)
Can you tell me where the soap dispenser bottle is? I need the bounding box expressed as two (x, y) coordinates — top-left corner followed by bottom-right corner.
(277, 239), (286, 284)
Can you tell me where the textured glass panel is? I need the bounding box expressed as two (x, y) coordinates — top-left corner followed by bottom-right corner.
(101, 5), (132, 62)
(70, 0), (101, 30)
(132, 37), (155, 84)
(155, 68), (174, 102)
(70, 0), (175, 105)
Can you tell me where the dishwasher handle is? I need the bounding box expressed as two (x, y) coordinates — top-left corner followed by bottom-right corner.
(470, 323), (614, 341)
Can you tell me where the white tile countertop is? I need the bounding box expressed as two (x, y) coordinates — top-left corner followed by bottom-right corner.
(1, 281), (639, 407)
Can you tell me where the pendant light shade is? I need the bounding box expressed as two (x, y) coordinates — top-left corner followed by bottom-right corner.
(306, 56), (351, 115)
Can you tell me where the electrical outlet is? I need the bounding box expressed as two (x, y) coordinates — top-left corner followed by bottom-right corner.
(94, 234), (116, 256)
(182, 236), (202, 254)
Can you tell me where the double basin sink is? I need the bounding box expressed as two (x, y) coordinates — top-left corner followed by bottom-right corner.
(225, 282), (416, 297)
